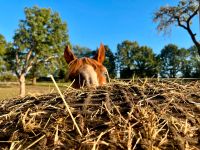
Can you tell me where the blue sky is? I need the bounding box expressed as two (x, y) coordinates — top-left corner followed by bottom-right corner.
(0, 0), (199, 54)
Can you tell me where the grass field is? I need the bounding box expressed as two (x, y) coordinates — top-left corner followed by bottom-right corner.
(0, 82), (69, 101)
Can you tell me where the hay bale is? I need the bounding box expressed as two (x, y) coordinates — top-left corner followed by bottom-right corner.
(0, 80), (200, 150)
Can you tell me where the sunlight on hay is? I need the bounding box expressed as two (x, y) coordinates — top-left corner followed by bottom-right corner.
(0, 79), (200, 149)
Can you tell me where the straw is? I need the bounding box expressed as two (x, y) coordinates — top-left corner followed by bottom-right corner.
(50, 75), (82, 137)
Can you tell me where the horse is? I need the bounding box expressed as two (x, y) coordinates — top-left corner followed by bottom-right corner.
(64, 43), (109, 88)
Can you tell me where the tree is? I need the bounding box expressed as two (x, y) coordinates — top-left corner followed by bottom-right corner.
(0, 34), (7, 72)
(27, 60), (58, 84)
(159, 44), (181, 78)
(0, 36), (16, 81)
(188, 46), (200, 77)
(132, 46), (159, 78)
(73, 45), (93, 58)
(0, 34), (6, 55)
(178, 48), (192, 78)
(153, 0), (200, 56)
(103, 45), (116, 78)
(116, 40), (139, 78)
(56, 57), (69, 80)
(116, 40), (158, 78)
(9, 6), (69, 97)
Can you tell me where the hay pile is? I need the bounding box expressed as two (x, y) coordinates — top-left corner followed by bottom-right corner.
(0, 80), (200, 150)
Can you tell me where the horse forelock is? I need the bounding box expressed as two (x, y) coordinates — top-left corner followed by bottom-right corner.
(68, 57), (102, 77)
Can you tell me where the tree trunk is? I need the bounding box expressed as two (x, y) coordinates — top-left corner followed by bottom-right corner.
(32, 76), (37, 85)
(19, 74), (26, 97)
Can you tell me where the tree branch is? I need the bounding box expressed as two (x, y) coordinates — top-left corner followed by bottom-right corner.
(176, 17), (187, 30)
(36, 55), (56, 64)
(185, 7), (200, 56)
(25, 49), (33, 67)
(23, 55), (56, 74)
(15, 70), (20, 78)
(22, 56), (36, 74)
(26, 65), (33, 73)
(187, 7), (199, 24)
(15, 49), (22, 77)
(23, 48), (34, 72)
(174, 6), (200, 55)
(15, 51), (20, 65)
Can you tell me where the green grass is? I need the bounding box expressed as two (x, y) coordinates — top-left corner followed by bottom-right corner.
(0, 82), (70, 101)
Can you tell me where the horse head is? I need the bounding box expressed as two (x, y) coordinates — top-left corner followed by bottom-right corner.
(64, 43), (108, 88)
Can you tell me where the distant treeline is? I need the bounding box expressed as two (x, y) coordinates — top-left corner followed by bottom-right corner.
(1, 40), (199, 82)
(71, 41), (200, 79)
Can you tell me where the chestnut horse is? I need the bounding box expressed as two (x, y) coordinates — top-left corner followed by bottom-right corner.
(64, 44), (109, 88)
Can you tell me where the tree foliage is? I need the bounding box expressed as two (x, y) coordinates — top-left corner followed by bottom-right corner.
(116, 40), (138, 78)
(0, 34), (6, 55)
(177, 48), (191, 78)
(116, 40), (158, 78)
(104, 45), (116, 78)
(153, 0), (200, 56)
(0, 34), (8, 72)
(187, 46), (200, 77)
(73, 45), (93, 58)
(158, 44), (194, 78)
(11, 6), (69, 76)
(170, 45), (200, 78)
(9, 6), (69, 96)
(133, 46), (159, 78)
(159, 44), (181, 78)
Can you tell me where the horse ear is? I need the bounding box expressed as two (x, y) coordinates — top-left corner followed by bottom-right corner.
(64, 45), (77, 64)
(93, 43), (106, 63)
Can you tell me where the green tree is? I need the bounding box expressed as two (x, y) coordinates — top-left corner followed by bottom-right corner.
(73, 45), (92, 58)
(116, 40), (158, 78)
(116, 40), (139, 78)
(0, 34), (6, 55)
(153, 0), (200, 56)
(0, 34), (7, 72)
(9, 6), (69, 97)
(178, 48), (192, 78)
(103, 45), (116, 78)
(56, 56), (69, 80)
(27, 59), (58, 84)
(188, 46), (200, 77)
(133, 46), (159, 78)
(159, 44), (181, 78)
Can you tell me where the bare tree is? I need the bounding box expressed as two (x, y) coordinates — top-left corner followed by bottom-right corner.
(153, 0), (200, 56)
